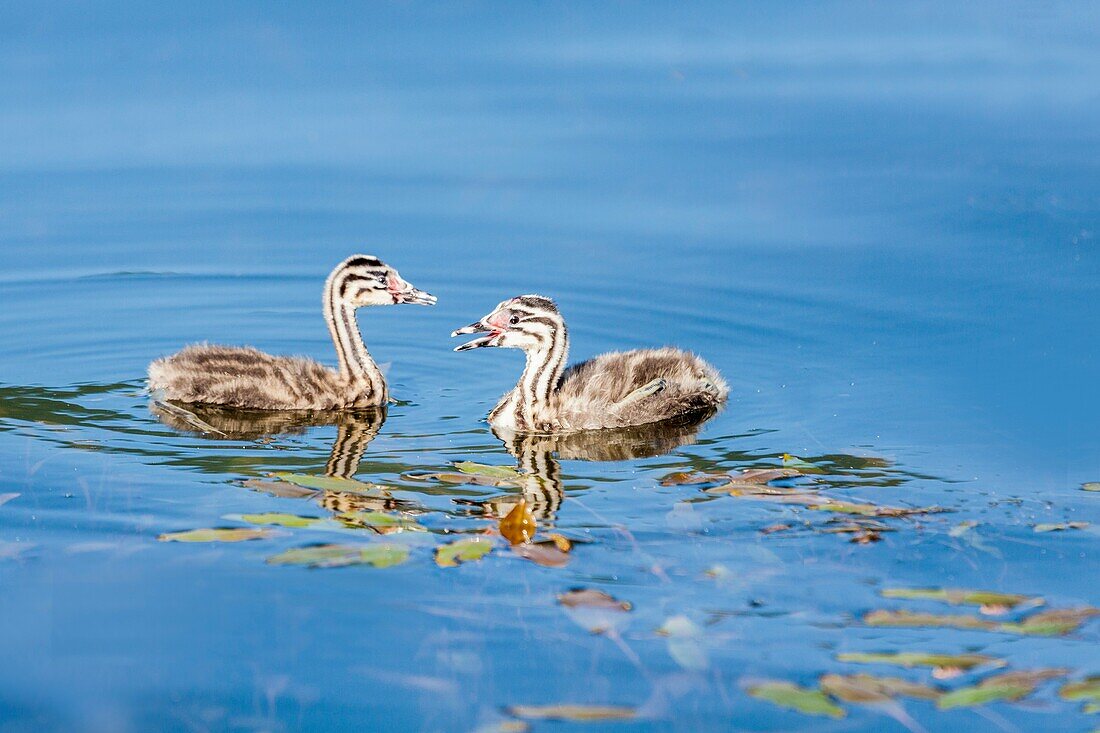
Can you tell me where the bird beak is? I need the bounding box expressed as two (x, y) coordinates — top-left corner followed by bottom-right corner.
(391, 280), (437, 306)
(451, 318), (499, 351)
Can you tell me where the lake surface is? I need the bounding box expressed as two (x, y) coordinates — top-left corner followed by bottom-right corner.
(1, 3), (1098, 732)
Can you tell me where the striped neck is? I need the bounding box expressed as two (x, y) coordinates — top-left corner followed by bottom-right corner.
(511, 320), (568, 429)
(323, 272), (387, 403)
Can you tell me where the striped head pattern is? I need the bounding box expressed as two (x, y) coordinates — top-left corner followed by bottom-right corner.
(452, 295), (565, 352)
(327, 255), (436, 308)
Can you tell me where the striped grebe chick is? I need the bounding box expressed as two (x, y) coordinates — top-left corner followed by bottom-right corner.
(452, 295), (728, 433)
(148, 255), (435, 410)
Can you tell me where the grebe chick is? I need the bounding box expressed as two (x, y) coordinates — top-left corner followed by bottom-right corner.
(148, 255), (435, 410)
(452, 295), (728, 433)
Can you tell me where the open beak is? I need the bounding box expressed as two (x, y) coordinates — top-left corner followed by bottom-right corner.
(391, 281), (437, 306)
(451, 319), (501, 351)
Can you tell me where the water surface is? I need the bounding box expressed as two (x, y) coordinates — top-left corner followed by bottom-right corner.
(1, 3), (1098, 732)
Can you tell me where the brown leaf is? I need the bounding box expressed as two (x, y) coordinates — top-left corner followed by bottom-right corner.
(513, 543), (570, 568)
(761, 523), (792, 535)
(557, 588), (632, 611)
(820, 673), (941, 703)
(499, 500), (536, 545)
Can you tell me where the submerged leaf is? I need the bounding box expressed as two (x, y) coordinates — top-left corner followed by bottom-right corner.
(809, 500), (946, 518)
(863, 609), (998, 632)
(272, 472), (388, 496)
(513, 542), (570, 568)
(0, 493), (19, 507)
(1034, 522), (1090, 532)
(937, 669), (1068, 710)
(435, 537), (493, 567)
(242, 478), (317, 498)
(499, 501), (536, 545)
(1082, 483), (1100, 492)
(746, 681), (845, 719)
(837, 651), (1003, 673)
(656, 615), (708, 671)
(158, 527), (275, 543)
(820, 673), (941, 703)
(949, 520), (979, 537)
(881, 587), (1041, 611)
(506, 704), (636, 721)
(268, 543), (409, 569)
(557, 588), (632, 611)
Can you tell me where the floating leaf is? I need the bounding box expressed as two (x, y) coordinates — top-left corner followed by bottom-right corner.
(435, 537), (493, 567)
(272, 472), (388, 496)
(1034, 522), (1090, 532)
(781, 454), (819, 471)
(1060, 676), (1100, 713)
(820, 673), (941, 703)
(268, 543), (409, 569)
(158, 527), (274, 543)
(0, 493), (19, 507)
(999, 607), (1100, 636)
(337, 511), (425, 534)
(738, 467), (803, 483)
(506, 704), (636, 721)
(746, 681), (844, 719)
(1082, 483), (1100, 492)
(499, 501), (536, 545)
(881, 587), (1041, 612)
(558, 588), (632, 611)
(472, 722), (530, 733)
(660, 471), (731, 486)
(656, 615), (708, 671)
(837, 651), (1003, 673)
(865, 607), (1099, 637)
(455, 462), (523, 480)
(937, 669), (1068, 710)
(238, 513), (323, 528)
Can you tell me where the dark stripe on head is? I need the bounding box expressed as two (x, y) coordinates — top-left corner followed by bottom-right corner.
(345, 256), (383, 269)
(514, 295), (558, 313)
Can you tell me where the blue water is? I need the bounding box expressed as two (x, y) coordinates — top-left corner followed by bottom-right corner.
(1, 3), (1098, 731)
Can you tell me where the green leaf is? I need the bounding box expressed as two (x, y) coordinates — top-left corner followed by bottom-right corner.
(454, 461), (523, 479)
(1082, 482), (1100, 492)
(267, 543), (409, 569)
(238, 513), (323, 528)
(938, 684), (1032, 709)
(506, 705), (636, 721)
(863, 609), (998, 632)
(999, 607), (1100, 636)
(837, 651), (1003, 672)
(271, 472), (388, 496)
(435, 537), (493, 567)
(781, 454), (820, 470)
(1034, 522), (1090, 532)
(820, 674), (941, 703)
(881, 587), (1041, 611)
(1059, 676), (1100, 702)
(746, 681), (845, 719)
(158, 527), (275, 542)
(336, 511), (426, 533)
(937, 669), (1067, 710)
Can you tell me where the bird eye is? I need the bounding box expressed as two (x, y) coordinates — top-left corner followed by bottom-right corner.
(377, 274), (388, 284)
(509, 315), (520, 326)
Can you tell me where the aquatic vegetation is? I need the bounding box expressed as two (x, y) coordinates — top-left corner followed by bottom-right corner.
(435, 537), (493, 567)
(158, 527), (276, 542)
(746, 681), (845, 718)
(267, 543), (409, 569)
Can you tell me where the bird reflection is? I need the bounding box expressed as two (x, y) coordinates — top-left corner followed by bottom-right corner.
(484, 408), (719, 521)
(150, 401), (408, 514)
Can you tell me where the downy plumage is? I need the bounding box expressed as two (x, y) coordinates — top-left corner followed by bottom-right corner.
(148, 255), (435, 410)
(452, 295), (728, 433)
